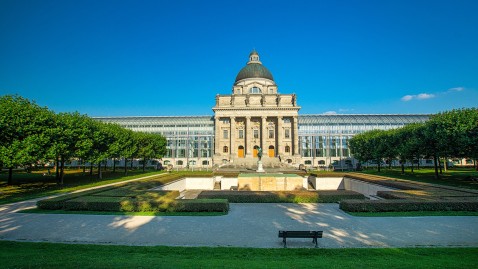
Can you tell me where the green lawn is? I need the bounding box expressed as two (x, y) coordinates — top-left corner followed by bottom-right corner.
(0, 241), (476, 269)
(359, 168), (478, 189)
(0, 169), (167, 205)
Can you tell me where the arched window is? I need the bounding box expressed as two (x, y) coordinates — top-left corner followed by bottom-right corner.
(223, 146), (229, 153)
(176, 160), (183, 165)
(318, 160), (325, 165)
(285, 146), (290, 153)
(305, 160), (312, 165)
(249, 87), (261, 94)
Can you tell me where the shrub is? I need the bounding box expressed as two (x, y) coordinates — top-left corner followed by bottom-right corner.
(339, 199), (478, 212)
(171, 199), (229, 212)
(197, 190), (365, 203)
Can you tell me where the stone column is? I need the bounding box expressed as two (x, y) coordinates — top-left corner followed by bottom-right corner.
(277, 116), (283, 157)
(230, 116), (235, 159)
(293, 116), (300, 155)
(246, 116), (252, 157)
(261, 116), (267, 150)
(214, 117), (220, 156)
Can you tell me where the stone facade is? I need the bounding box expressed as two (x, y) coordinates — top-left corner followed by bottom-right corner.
(212, 51), (301, 166)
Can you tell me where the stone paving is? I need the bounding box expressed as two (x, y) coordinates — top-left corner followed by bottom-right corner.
(1, 198), (477, 248)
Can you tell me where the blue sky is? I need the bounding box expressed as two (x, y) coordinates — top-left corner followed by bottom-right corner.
(1, 0), (477, 116)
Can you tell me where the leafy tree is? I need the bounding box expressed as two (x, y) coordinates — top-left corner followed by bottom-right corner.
(0, 95), (55, 184)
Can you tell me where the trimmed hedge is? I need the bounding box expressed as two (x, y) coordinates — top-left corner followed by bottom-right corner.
(197, 190), (365, 203)
(340, 199), (478, 212)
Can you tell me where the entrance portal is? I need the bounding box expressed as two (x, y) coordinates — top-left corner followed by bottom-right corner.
(238, 145), (244, 158)
(253, 145), (259, 157)
(268, 145), (275, 157)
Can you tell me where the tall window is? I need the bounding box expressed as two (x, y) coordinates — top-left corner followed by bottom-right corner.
(223, 146), (229, 153)
(223, 130), (228, 139)
(253, 129), (259, 139)
(284, 129), (290, 139)
(268, 129), (274, 139)
(238, 129), (244, 139)
(285, 145), (290, 153)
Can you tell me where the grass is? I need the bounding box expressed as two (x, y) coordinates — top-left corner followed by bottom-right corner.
(359, 167), (478, 190)
(20, 208), (226, 216)
(0, 241), (476, 269)
(0, 169), (167, 205)
(346, 211), (478, 217)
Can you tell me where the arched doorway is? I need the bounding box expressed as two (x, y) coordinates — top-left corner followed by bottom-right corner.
(253, 145), (259, 157)
(268, 145), (275, 157)
(238, 145), (244, 158)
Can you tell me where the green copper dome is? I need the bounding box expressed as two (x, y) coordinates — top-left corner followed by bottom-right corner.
(235, 63), (274, 82)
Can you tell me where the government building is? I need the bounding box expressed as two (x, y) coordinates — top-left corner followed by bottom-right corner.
(97, 51), (429, 169)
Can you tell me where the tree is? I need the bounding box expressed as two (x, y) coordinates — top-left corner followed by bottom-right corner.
(0, 95), (55, 184)
(135, 132), (167, 172)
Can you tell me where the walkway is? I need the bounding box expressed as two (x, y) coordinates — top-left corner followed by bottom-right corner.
(1, 199), (477, 248)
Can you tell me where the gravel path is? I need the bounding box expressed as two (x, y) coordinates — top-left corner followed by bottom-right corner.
(1, 199), (477, 248)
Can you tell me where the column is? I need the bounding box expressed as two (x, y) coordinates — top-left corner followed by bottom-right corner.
(261, 116), (267, 150)
(293, 116), (299, 155)
(246, 116), (252, 157)
(277, 116), (283, 157)
(230, 116), (235, 159)
(214, 117), (220, 156)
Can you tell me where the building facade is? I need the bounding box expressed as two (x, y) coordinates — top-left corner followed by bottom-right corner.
(96, 51), (430, 169)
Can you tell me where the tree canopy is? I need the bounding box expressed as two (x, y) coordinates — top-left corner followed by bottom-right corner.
(0, 95), (166, 184)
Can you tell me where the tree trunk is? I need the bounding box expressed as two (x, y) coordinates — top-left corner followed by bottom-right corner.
(443, 157), (447, 172)
(55, 157), (60, 182)
(433, 154), (439, 179)
(142, 158), (146, 172)
(113, 158), (116, 173)
(411, 161), (414, 173)
(89, 164), (93, 177)
(97, 162), (102, 179)
(475, 159), (478, 171)
(377, 159), (381, 172)
(401, 163), (405, 174)
(439, 159), (443, 174)
(130, 158), (133, 169)
(104, 160), (107, 171)
(388, 159), (392, 169)
(59, 156), (65, 185)
(7, 167), (13, 185)
(124, 158), (128, 176)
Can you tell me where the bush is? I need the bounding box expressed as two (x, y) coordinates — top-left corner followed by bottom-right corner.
(197, 190), (365, 203)
(339, 199), (478, 212)
(171, 199), (229, 212)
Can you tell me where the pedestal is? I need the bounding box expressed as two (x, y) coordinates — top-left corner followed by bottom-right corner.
(256, 161), (265, 173)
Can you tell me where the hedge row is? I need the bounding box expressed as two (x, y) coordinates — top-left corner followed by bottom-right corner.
(197, 190), (365, 203)
(38, 191), (228, 212)
(339, 199), (478, 212)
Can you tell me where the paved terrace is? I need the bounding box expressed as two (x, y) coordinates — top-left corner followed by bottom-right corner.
(1, 198), (477, 248)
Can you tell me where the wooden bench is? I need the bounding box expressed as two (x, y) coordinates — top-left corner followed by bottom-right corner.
(278, 230), (323, 248)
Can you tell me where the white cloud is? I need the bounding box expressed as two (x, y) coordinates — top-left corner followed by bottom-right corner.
(416, 93), (435, 100)
(448, 87), (464, 92)
(401, 93), (435, 101)
(401, 95), (414, 101)
(338, 108), (354, 113)
(323, 111), (337, 115)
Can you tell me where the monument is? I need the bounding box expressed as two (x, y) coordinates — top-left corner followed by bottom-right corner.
(257, 146), (265, 172)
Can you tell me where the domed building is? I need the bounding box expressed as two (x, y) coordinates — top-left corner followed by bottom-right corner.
(97, 50), (430, 170)
(213, 50), (300, 166)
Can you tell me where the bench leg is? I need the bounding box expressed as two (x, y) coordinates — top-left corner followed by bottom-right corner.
(312, 237), (318, 248)
(283, 237), (287, 248)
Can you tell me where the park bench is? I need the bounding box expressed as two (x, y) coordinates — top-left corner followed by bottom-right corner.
(278, 230), (323, 248)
